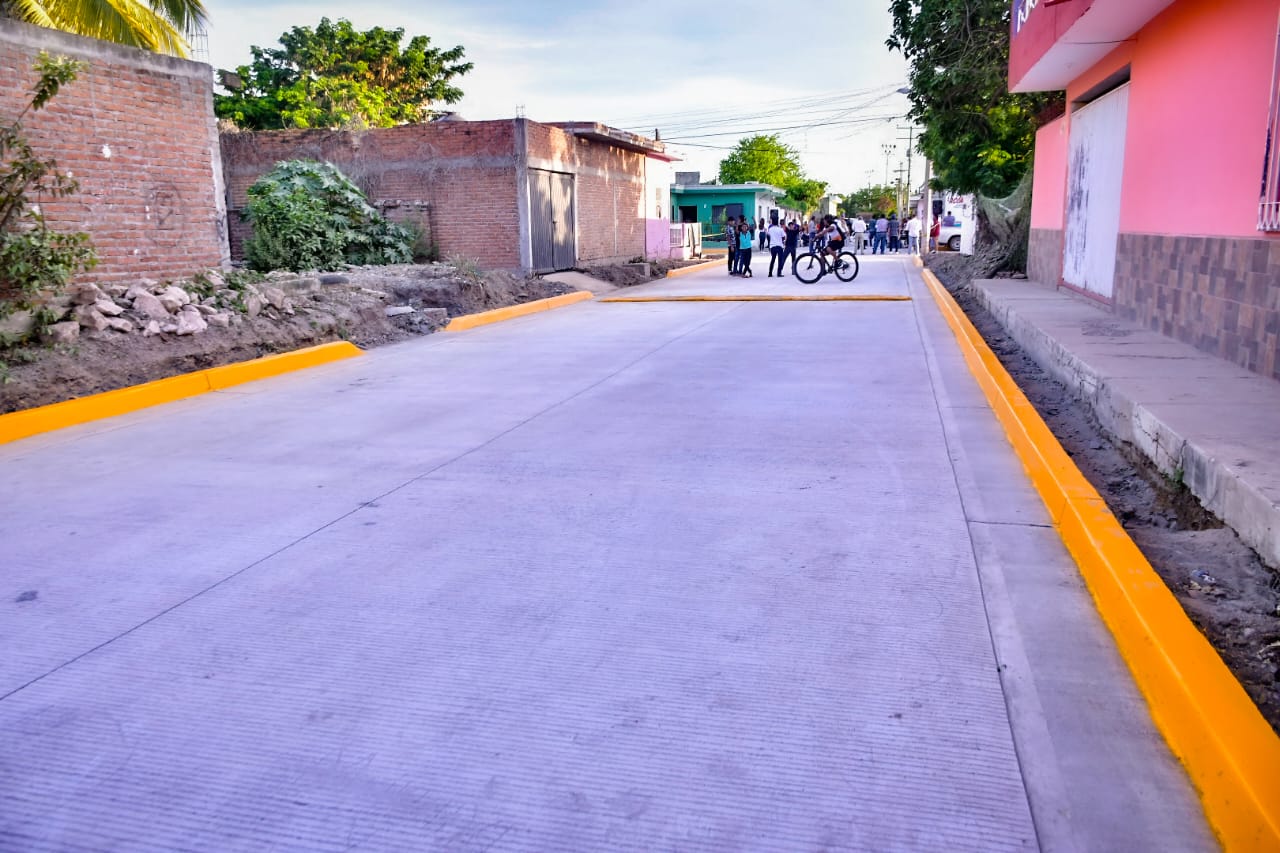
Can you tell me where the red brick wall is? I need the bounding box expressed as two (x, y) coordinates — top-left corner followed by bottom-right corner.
(221, 121), (522, 270)
(0, 20), (228, 284)
(525, 123), (647, 264)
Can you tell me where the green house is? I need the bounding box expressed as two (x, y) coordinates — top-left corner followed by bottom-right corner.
(670, 177), (795, 240)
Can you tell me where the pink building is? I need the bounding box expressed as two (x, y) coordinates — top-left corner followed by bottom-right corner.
(1013, 0), (1280, 380)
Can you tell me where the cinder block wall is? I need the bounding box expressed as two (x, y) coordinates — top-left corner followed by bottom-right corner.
(524, 122), (646, 265)
(0, 19), (229, 283)
(220, 121), (522, 270)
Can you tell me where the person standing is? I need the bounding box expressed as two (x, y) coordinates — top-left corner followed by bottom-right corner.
(783, 219), (801, 274)
(887, 213), (900, 253)
(874, 214), (889, 254)
(758, 217), (768, 250)
(766, 219), (787, 277)
(906, 214), (922, 254)
(737, 222), (754, 277)
(851, 215), (867, 253)
(929, 217), (941, 252)
(725, 216), (739, 275)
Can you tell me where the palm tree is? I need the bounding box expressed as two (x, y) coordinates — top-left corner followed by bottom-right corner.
(1, 0), (208, 58)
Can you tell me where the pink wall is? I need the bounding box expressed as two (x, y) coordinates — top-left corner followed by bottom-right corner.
(1010, 0), (1094, 90)
(1103, 0), (1277, 237)
(1030, 116), (1068, 230)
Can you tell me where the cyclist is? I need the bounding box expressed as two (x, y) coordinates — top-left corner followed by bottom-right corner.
(820, 215), (846, 262)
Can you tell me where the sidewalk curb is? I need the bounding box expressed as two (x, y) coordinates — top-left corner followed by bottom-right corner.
(921, 267), (1280, 851)
(663, 259), (723, 279)
(443, 290), (594, 332)
(0, 341), (363, 447)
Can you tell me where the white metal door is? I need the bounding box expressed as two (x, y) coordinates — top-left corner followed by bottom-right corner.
(1062, 83), (1129, 299)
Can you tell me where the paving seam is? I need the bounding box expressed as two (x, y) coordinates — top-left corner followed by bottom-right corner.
(921, 266), (1280, 850)
(0, 301), (745, 705)
(905, 260), (1074, 852)
(599, 294), (912, 303)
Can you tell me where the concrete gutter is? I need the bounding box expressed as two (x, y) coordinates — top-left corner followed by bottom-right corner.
(922, 265), (1280, 850)
(966, 277), (1280, 571)
(0, 341), (362, 446)
(443, 290), (593, 332)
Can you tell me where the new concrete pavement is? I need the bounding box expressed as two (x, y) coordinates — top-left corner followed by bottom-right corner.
(1, 255), (1215, 851)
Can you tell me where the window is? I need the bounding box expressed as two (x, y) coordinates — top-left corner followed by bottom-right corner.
(1259, 15), (1280, 231)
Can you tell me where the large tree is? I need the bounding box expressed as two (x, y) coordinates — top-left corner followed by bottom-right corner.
(886, 0), (1061, 197)
(718, 135), (803, 188)
(718, 135), (827, 213)
(1, 0), (207, 56)
(215, 18), (472, 130)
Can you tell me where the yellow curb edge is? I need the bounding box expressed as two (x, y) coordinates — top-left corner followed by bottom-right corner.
(599, 295), (912, 303)
(921, 267), (1280, 851)
(663, 259), (724, 279)
(0, 341), (364, 447)
(443, 290), (594, 332)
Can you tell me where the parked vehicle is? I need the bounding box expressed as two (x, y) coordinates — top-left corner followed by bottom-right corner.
(939, 222), (963, 251)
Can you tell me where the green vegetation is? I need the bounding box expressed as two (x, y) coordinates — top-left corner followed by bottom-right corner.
(0, 54), (96, 323)
(215, 18), (473, 130)
(242, 160), (413, 272)
(717, 134), (828, 214)
(1, 0), (207, 57)
(886, 0), (1062, 198)
(840, 184), (899, 217)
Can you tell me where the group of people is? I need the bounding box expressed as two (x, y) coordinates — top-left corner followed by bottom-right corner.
(724, 211), (930, 276)
(840, 213), (923, 255)
(725, 214), (853, 277)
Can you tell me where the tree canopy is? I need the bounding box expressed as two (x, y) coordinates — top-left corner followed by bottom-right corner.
(1, 0), (207, 56)
(840, 184), (898, 216)
(215, 18), (473, 130)
(886, 0), (1061, 196)
(718, 134), (828, 213)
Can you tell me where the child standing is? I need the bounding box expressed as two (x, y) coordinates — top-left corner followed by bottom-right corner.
(737, 222), (754, 277)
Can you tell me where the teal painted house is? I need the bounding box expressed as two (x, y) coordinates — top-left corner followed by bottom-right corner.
(670, 175), (795, 239)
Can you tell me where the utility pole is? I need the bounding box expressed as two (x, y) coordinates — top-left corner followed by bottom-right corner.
(893, 165), (908, 216)
(880, 143), (896, 186)
(896, 124), (917, 203)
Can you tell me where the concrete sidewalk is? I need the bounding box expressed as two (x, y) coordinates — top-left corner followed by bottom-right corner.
(0, 258), (1213, 851)
(967, 277), (1280, 568)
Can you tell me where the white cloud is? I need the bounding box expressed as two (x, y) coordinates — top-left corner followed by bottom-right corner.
(205, 0), (920, 193)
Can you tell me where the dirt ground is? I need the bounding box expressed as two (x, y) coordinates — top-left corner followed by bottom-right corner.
(928, 253), (1280, 734)
(0, 262), (577, 414)
(578, 258), (703, 288)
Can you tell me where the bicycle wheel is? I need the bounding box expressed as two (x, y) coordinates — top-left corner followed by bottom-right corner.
(793, 252), (825, 284)
(833, 251), (860, 282)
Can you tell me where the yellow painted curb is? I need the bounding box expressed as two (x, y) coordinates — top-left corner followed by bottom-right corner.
(600, 295), (912, 303)
(663, 259), (724, 279)
(443, 290), (594, 332)
(0, 341), (363, 447)
(922, 267), (1280, 851)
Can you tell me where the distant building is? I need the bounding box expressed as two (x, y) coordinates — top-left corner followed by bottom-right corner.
(669, 174), (802, 236)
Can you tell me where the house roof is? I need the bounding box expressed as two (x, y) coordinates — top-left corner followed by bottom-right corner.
(1010, 0), (1176, 92)
(671, 182), (786, 196)
(549, 122), (679, 161)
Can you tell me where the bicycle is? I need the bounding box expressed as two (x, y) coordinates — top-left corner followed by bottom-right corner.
(793, 235), (859, 283)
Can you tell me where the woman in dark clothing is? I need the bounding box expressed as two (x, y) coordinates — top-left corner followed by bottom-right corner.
(783, 220), (800, 275)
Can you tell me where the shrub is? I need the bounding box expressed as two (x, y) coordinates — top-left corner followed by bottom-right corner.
(0, 54), (97, 319)
(242, 159), (413, 272)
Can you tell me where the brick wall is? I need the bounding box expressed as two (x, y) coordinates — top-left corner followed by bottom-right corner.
(1028, 228), (1063, 289)
(0, 19), (228, 284)
(1114, 233), (1280, 380)
(221, 121), (522, 270)
(525, 122), (647, 265)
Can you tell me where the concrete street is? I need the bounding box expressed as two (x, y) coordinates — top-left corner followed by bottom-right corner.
(1, 255), (1216, 851)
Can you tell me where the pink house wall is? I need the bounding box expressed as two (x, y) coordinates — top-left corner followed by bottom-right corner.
(1117, 0), (1278, 238)
(1030, 116), (1067, 230)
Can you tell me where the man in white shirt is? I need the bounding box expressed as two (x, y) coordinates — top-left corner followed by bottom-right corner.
(906, 215), (922, 254)
(766, 220), (788, 276)
(850, 216), (867, 253)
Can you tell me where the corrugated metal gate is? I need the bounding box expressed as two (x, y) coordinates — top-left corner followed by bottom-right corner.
(1063, 83), (1130, 300)
(530, 169), (576, 272)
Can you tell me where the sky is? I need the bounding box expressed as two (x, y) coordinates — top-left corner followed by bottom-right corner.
(205, 1), (921, 196)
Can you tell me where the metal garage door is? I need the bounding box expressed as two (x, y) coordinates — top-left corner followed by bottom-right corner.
(530, 170), (576, 272)
(1062, 83), (1129, 299)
